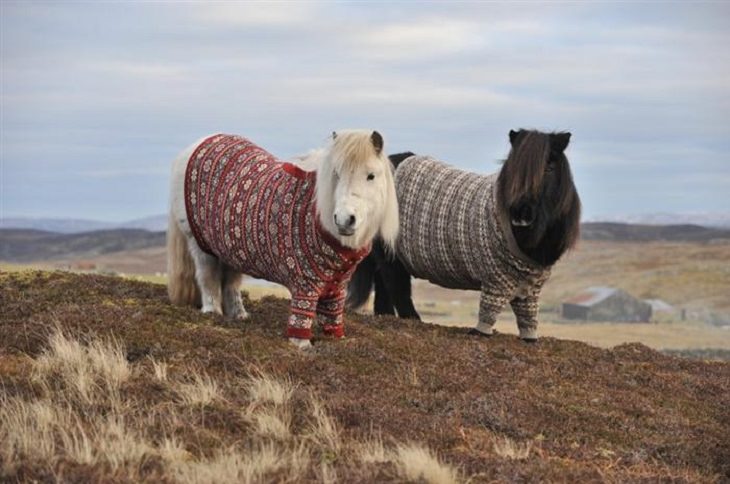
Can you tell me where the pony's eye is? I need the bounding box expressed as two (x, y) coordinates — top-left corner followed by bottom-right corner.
(367, 173), (375, 181)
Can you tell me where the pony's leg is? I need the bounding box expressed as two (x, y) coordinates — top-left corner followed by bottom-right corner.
(222, 264), (248, 320)
(377, 254), (420, 320)
(188, 242), (223, 314)
(373, 274), (395, 316)
(473, 286), (509, 336)
(287, 292), (318, 349)
(316, 290), (347, 338)
(510, 296), (539, 341)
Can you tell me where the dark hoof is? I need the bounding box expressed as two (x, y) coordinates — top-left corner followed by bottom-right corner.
(521, 338), (538, 344)
(469, 328), (494, 338)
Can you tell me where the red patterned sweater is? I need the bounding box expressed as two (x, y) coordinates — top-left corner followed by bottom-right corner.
(185, 134), (370, 340)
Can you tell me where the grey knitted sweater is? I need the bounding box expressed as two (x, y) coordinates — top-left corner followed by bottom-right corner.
(395, 155), (551, 339)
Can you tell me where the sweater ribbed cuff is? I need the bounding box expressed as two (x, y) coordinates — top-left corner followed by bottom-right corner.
(322, 324), (345, 338)
(287, 327), (313, 340)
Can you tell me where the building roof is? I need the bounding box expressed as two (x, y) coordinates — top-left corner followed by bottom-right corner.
(564, 286), (619, 307)
(644, 299), (674, 312)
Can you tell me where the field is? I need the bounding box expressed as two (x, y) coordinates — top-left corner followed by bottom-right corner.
(4, 239), (730, 355)
(393, 240), (730, 354)
(1, 270), (728, 482)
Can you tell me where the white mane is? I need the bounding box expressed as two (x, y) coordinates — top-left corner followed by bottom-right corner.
(288, 148), (324, 171)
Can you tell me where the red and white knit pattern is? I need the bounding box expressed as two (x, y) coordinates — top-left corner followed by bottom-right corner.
(185, 134), (370, 340)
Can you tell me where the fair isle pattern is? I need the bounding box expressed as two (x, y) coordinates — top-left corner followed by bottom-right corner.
(395, 156), (550, 339)
(185, 134), (370, 340)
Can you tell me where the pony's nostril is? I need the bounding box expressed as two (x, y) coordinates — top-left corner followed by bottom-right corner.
(349, 215), (356, 227)
(522, 206), (534, 221)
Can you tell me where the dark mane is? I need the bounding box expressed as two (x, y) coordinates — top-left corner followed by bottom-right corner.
(497, 129), (581, 267)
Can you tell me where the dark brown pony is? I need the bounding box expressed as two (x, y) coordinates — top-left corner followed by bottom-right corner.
(347, 129), (581, 329)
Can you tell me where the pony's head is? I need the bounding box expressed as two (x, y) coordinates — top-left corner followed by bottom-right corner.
(497, 129), (581, 265)
(316, 129), (399, 250)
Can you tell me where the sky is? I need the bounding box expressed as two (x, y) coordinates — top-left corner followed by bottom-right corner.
(1, 1), (729, 222)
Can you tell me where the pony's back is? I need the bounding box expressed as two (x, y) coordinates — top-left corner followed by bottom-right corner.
(395, 156), (504, 290)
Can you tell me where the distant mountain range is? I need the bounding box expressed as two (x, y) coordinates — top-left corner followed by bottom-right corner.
(0, 215), (168, 233)
(0, 229), (166, 263)
(580, 223), (730, 242)
(584, 212), (730, 229)
(3, 212), (730, 234)
(2, 221), (729, 264)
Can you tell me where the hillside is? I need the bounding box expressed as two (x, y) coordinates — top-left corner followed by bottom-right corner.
(0, 215), (168, 233)
(0, 228), (166, 263)
(2, 223), (730, 265)
(1, 271), (728, 482)
(581, 222), (730, 242)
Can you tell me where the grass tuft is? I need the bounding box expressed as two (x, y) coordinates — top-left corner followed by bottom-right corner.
(395, 444), (460, 484)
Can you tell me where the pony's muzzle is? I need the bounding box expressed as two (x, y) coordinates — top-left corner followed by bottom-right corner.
(511, 204), (536, 227)
(334, 213), (356, 236)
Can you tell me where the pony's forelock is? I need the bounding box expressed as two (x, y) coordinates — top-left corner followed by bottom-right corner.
(499, 131), (550, 208)
(328, 129), (384, 174)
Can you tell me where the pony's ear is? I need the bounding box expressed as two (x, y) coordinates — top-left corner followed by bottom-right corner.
(371, 131), (384, 155)
(509, 129), (520, 146)
(551, 132), (571, 153)
(332, 131), (337, 140)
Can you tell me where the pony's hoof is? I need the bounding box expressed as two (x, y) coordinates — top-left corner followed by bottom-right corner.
(232, 311), (250, 321)
(469, 328), (493, 338)
(521, 337), (538, 344)
(289, 338), (313, 350)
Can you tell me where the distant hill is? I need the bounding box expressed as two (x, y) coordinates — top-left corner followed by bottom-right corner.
(581, 222), (730, 242)
(2, 222), (730, 264)
(0, 228), (165, 262)
(5, 212), (730, 235)
(586, 212), (730, 228)
(0, 215), (168, 233)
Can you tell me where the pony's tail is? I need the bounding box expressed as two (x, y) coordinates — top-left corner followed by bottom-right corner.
(167, 211), (200, 307)
(346, 255), (376, 310)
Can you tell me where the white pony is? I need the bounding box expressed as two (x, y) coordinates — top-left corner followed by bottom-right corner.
(167, 130), (398, 348)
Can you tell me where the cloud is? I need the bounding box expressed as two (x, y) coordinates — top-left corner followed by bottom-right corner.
(355, 18), (486, 60)
(191, 3), (321, 28)
(1, 2), (729, 220)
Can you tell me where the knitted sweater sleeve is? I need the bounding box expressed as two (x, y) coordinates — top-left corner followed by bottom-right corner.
(475, 284), (511, 335)
(316, 288), (347, 338)
(509, 271), (550, 340)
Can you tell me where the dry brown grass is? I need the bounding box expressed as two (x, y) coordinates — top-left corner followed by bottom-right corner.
(175, 372), (220, 406)
(493, 436), (532, 460)
(1, 330), (460, 482)
(395, 444), (460, 484)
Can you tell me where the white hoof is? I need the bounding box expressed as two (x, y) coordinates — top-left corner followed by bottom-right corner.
(474, 322), (494, 335)
(519, 326), (538, 341)
(201, 306), (222, 315)
(289, 338), (313, 350)
(229, 309), (250, 321)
